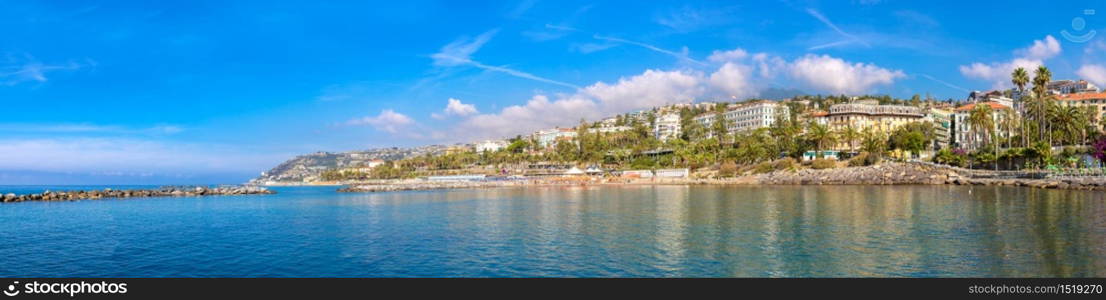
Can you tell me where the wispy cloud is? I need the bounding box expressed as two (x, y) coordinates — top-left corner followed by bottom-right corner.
(0, 137), (285, 176)
(345, 109), (415, 133)
(592, 34), (707, 66)
(654, 5), (739, 33)
(805, 8), (869, 50)
(0, 123), (184, 135)
(505, 0), (539, 19)
(0, 54), (92, 86)
(918, 74), (969, 93)
(432, 29), (580, 89)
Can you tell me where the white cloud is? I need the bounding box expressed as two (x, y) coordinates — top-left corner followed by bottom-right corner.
(707, 49), (748, 63)
(788, 54), (905, 94)
(456, 69), (703, 139)
(434, 98), (478, 119)
(1019, 35), (1062, 60)
(444, 48), (905, 141)
(709, 62), (757, 99)
(959, 35), (1062, 89)
(346, 109), (414, 133)
(1076, 64), (1106, 88)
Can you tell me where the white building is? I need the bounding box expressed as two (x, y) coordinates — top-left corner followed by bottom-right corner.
(653, 113), (682, 141)
(722, 101), (789, 133)
(533, 128), (578, 148)
(691, 101), (788, 138)
(587, 126), (632, 134)
(952, 101), (1012, 150)
(475, 140), (508, 152)
(1049, 79), (1100, 95)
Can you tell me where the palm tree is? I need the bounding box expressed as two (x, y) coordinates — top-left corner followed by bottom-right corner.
(1012, 67), (1029, 97)
(1000, 109), (1019, 149)
(969, 104), (997, 169)
(838, 125), (861, 152)
(806, 122), (836, 158)
(1012, 67), (1030, 147)
(1032, 66), (1052, 142)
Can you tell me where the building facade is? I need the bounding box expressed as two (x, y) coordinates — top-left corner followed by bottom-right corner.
(820, 99), (925, 134)
(951, 101), (1012, 150)
(533, 128), (578, 148)
(1057, 92), (1106, 131)
(690, 101), (788, 138)
(475, 140), (508, 152)
(653, 113), (682, 141)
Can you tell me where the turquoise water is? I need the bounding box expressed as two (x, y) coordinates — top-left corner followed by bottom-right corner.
(0, 185), (1103, 277)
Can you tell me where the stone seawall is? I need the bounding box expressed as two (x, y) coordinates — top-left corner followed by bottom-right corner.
(1, 186), (275, 203)
(758, 163), (953, 185)
(757, 162), (1106, 191)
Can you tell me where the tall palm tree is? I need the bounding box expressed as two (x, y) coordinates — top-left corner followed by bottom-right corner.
(1012, 67), (1029, 97)
(806, 122), (836, 157)
(838, 125), (861, 152)
(1032, 66), (1053, 142)
(969, 104), (997, 169)
(1000, 109), (1020, 149)
(1012, 67), (1030, 147)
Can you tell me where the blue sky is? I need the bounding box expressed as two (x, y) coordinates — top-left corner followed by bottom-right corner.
(2, 0), (1106, 184)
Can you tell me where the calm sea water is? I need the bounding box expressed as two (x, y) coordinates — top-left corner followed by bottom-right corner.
(0, 185), (1103, 277)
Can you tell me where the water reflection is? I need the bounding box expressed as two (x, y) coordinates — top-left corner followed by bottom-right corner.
(344, 185), (1105, 277)
(0, 185), (1101, 277)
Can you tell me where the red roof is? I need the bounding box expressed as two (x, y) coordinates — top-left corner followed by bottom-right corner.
(955, 101), (1009, 112)
(1057, 92), (1106, 101)
(810, 111), (828, 117)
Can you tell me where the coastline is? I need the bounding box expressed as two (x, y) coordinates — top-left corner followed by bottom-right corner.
(333, 162), (1106, 193)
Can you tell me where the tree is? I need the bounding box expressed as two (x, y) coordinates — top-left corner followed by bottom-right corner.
(837, 125), (860, 152)
(805, 122), (836, 157)
(860, 128), (886, 159)
(968, 104), (997, 170)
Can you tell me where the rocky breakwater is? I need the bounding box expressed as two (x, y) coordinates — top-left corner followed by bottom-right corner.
(944, 175), (1106, 190)
(759, 163), (956, 185)
(1, 186), (275, 203)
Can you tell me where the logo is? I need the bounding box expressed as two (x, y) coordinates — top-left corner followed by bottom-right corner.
(3, 282), (17, 297)
(1061, 9), (1097, 43)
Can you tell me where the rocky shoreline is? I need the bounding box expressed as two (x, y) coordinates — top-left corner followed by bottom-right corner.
(1, 186), (275, 203)
(757, 163), (953, 185)
(323, 162), (1106, 193)
(756, 162), (1106, 190)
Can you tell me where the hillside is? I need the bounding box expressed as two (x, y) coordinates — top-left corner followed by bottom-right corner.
(250, 145), (454, 184)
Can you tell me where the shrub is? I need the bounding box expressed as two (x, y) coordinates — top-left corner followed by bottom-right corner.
(753, 162), (775, 174)
(848, 152), (881, 167)
(811, 158), (836, 170)
(773, 157), (797, 171)
(718, 161), (738, 177)
(848, 152), (869, 167)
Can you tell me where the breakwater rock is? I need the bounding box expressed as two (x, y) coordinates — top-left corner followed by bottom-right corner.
(1, 186), (274, 203)
(944, 176), (1106, 190)
(758, 163), (961, 185)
